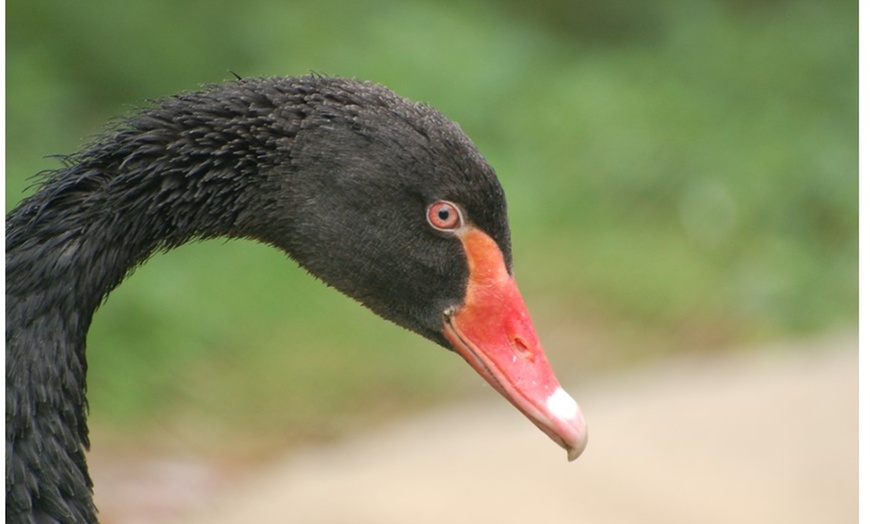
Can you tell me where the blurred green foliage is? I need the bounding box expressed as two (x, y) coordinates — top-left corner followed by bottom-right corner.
(6, 0), (856, 446)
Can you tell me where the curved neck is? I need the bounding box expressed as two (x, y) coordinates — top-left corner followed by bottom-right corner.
(5, 75), (480, 522)
(5, 82), (294, 522)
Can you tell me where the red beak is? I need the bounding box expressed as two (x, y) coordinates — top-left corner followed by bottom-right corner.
(443, 226), (587, 461)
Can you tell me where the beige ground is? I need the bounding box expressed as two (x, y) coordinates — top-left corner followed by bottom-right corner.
(93, 333), (858, 524)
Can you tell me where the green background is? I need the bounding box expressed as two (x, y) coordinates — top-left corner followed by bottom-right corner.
(6, 0), (857, 453)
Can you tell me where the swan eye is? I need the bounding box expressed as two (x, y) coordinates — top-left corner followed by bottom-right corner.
(427, 200), (464, 232)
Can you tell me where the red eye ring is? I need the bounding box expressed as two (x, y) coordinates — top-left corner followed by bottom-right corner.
(427, 200), (464, 232)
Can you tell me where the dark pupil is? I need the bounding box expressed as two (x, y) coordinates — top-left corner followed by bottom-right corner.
(438, 208), (451, 221)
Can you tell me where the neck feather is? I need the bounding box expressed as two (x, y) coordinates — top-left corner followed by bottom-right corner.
(5, 81), (294, 522)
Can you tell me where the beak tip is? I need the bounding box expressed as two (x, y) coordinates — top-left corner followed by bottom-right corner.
(566, 427), (588, 462)
(545, 387), (588, 462)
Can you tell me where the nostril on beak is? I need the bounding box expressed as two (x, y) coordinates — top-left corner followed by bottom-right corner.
(511, 336), (535, 361)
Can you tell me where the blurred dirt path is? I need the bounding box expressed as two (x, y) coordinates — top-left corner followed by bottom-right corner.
(94, 333), (857, 524)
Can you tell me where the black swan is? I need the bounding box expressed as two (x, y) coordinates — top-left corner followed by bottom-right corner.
(6, 76), (587, 523)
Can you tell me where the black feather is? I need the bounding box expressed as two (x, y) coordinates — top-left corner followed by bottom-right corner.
(6, 76), (510, 523)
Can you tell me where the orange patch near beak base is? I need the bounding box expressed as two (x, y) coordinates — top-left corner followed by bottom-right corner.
(443, 226), (588, 461)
